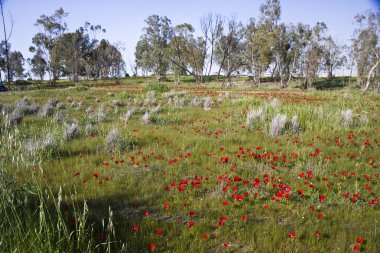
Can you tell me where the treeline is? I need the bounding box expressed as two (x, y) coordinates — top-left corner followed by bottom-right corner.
(0, 0), (379, 91)
(135, 1), (379, 91)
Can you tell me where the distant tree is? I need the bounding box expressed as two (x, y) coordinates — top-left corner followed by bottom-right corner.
(30, 48), (47, 80)
(168, 23), (206, 84)
(31, 8), (68, 82)
(8, 50), (24, 80)
(299, 22), (327, 89)
(135, 15), (172, 81)
(244, 18), (274, 86)
(200, 13), (224, 77)
(352, 10), (380, 92)
(0, 0), (13, 83)
(95, 39), (124, 81)
(322, 36), (346, 79)
(215, 17), (245, 86)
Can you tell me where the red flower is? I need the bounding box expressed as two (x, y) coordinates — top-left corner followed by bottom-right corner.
(156, 227), (163, 235)
(164, 202), (170, 211)
(315, 231), (321, 237)
(222, 200), (229, 205)
(288, 231), (296, 238)
(189, 210), (195, 216)
(149, 244), (156, 251)
(242, 215), (247, 220)
(353, 244), (360, 251)
(318, 213), (324, 219)
(264, 205), (269, 209)
(202, 233), (208, 239)
(144, 210), (150, 217)
(356, 237), (364, 244)
(223, 243), (229, 247)
(188, 221), (195, 228)
(132, 225), (139, 233)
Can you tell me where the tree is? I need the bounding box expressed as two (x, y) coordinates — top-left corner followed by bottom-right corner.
(0, 0), (13, 83)
(298, 22), (327, 89)
(95, 39), (124, 81)
(30, 48), (47, 80)
(244, 18), (274, 86)
(200, 13), (224, 77)
(8, 50), (24, 80)
(352, 10), (380, 93)
(215, 17), (245, 86)
(322, 36), (346, 79)
(31, 8), (68, 82)
(135, 15), (172, 81)
(168, 23), (206, 84)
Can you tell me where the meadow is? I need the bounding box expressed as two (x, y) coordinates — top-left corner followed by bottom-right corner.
(0, 77), (379, 253)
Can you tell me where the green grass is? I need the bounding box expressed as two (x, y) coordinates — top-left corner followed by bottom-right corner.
(0, 76), (379, 252)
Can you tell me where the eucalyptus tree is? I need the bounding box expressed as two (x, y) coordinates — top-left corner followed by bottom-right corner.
(53, 29), (90, 82)
(168, 23), (206, 84)
(135, 15), (172, 81)
(244, 0), (280, 86)
(298, 22), (327, 89)
(8, 50), (24, 80)
(352, 10), (380, 92)
(321, 36), (346, 79)
(30, 48), (47, 80)
(31, 8), (68, 82)
(200, 13), (224, 77)
(244, 18), (274, 86)
(214, 17), (245, 86)
(96, 39), (124, 80)
(0, 41), (24, 81)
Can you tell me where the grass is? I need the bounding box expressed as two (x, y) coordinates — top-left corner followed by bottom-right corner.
(0, 76), (379, 252)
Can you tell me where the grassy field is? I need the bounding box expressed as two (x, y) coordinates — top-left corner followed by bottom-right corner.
(0, 77), (379, 252)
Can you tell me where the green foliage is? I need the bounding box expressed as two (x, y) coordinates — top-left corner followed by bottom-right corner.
(145, 82), (170, 93)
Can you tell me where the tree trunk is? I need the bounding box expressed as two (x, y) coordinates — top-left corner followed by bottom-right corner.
(362, 54), (380, 93)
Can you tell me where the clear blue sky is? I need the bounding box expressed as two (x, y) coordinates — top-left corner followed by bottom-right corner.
(2, 0), (379, 74)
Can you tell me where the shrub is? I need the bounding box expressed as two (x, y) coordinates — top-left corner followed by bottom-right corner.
(120, 109), (134, 123)
(340, 109), (353, 128)
(145, 83), (170, 93)
(141, 112), (151, 125)
(8, 110), (24, 125)
(63, 122), (79, 141)
(270, 114), (287, 136)
(291, 115), (300, 135)
(246, 107), (265, 128)
(203, 96), (212, 110)
(106, 128), (121, 153)
(270, 98), (280, 109)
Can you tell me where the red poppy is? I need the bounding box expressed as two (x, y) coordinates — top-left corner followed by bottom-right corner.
(132, 225), (139, 233)
(353, 245), (360, 251)
(164, 202), (170, 211)
(202, 233), (208, 239)
(288, 231), (296, 238)
(150, 244), (156, 251)
(156, 227), (163, 235)
(356, 237), (364, 244)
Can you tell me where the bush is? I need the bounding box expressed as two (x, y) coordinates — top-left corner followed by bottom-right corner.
(270, 114), (287, 136)
(15, 80), (31, 85)
(145, 83), (170, 93)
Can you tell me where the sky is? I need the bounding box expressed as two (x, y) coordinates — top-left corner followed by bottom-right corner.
(2, 0), (379, 74)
